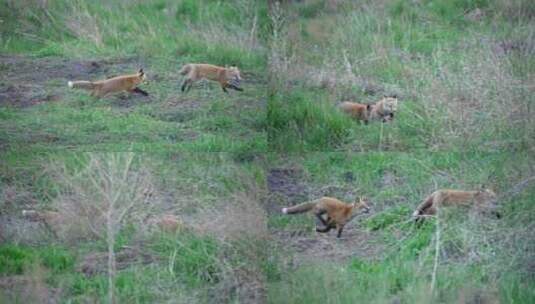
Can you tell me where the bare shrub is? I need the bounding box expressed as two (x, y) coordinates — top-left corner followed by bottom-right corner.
(48, 153), (160, 304)
(268, 2), (297, 90)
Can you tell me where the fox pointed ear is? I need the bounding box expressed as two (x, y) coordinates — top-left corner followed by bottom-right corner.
(138, 68), (144, 75)
(392, 94), (397, 99)
(366, 104), (371, 110)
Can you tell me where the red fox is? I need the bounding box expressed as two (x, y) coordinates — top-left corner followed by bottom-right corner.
(338, 102), (372, 124)
(412, 189), (498, 222)
(68, 69), (148, 97)
(179, 64), (243, 93)
(369, 95), (398, 123)
(282, 197), (371, 238)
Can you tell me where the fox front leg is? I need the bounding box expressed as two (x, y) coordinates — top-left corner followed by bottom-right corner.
(181, 79), (192, 92)
(132, 87), (149, 96)
(229, 84), (244, 92)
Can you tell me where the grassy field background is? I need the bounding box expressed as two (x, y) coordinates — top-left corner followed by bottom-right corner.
(1, 0), (534, 303)
(267, 0), (534, 152)
(1, 0), (268, 154)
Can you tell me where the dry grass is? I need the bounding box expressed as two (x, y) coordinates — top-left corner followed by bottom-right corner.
(65, 2), (103, 47)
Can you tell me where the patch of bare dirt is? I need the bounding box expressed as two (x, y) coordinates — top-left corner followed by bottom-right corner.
(0, 55), (144, 108)
(266, 168), (308, 214)
(265, 167), (385, 266)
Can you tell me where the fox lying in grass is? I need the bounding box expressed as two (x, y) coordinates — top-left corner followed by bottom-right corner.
(412, 189), (498, 223)
(68, 69), (148, 97)
(282, 197), (371, 238)
(179, 64), (243, 93)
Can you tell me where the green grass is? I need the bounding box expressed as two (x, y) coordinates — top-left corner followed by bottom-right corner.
(0, 0), (533, 303)
(0, 244), (74, 275)
(267, 0), (534, 152)
(265, 150), (534, 303)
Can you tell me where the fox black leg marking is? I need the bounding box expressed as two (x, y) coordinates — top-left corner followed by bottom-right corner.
(336, 226), (344, 238)
(315, 213), (328, 226)
(133, 87), (149, 96)
(181, 79), (192, 92)
(222, 86), (229, 93)
(230, 84), (244, 91)
(316, 225), (332, 233)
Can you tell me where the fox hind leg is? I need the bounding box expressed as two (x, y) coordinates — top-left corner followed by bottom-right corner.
(336, 224), (345, 238)
(316, 225), (332, 233)
(315, 213), (328, 226)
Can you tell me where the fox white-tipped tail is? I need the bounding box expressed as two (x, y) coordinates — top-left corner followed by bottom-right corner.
(68, 81), (73, 88)
(282, 208), (288, 214)
(412, 210), (420, 217)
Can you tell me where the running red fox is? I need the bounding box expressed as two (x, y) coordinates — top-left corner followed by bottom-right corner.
(412, 189), (498, 223)
(68, 69), (148, 97)
(179, 64), (243, 93)
(282, 197), (371, 238)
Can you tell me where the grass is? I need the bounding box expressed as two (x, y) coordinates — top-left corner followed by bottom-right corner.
(267, 0), (534, 152)
(0, 0), (534, 303)
(0, 0), (267, 155)
(265, 151), (535, 303)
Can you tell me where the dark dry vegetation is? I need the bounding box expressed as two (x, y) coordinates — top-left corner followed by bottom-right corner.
(1, 0), (534, 303)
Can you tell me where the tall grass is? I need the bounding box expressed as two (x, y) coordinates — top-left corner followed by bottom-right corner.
(265, 151), (535, 303)
(0, 0), (268, 71)
(267, 0), (534, 151)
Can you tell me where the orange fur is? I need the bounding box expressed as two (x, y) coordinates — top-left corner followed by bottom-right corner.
(282, 197), (371, 238)
(68, 69), (147, 97)
(339, 102), (371, 124)
(179, 64), (243, 93)
(412, 189), (497, 221)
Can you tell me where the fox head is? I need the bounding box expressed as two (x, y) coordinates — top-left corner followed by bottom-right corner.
(228, 66), (242, 82)
(353, 197), (371, 214)
(476, 188), (497, 203)
(476, 188), (500, 218)
(379, 95), (398, 114)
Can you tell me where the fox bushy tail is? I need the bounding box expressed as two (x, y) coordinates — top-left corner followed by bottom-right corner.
(282, 200), (318, 214)
(68, 80), (95, 90)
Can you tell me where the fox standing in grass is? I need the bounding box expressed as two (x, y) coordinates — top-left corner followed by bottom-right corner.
(282, 197), (371, 238)
(68, 69), (148, 97)
(412, 188), (498, 223)
(179, 64), (243, 93)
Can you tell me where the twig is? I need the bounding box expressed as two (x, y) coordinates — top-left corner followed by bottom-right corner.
(430, 209), (440, 295)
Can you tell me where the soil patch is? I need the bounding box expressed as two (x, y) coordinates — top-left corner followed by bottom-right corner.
(0, 55), (142, 108)
(266, 168), (308, 215)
